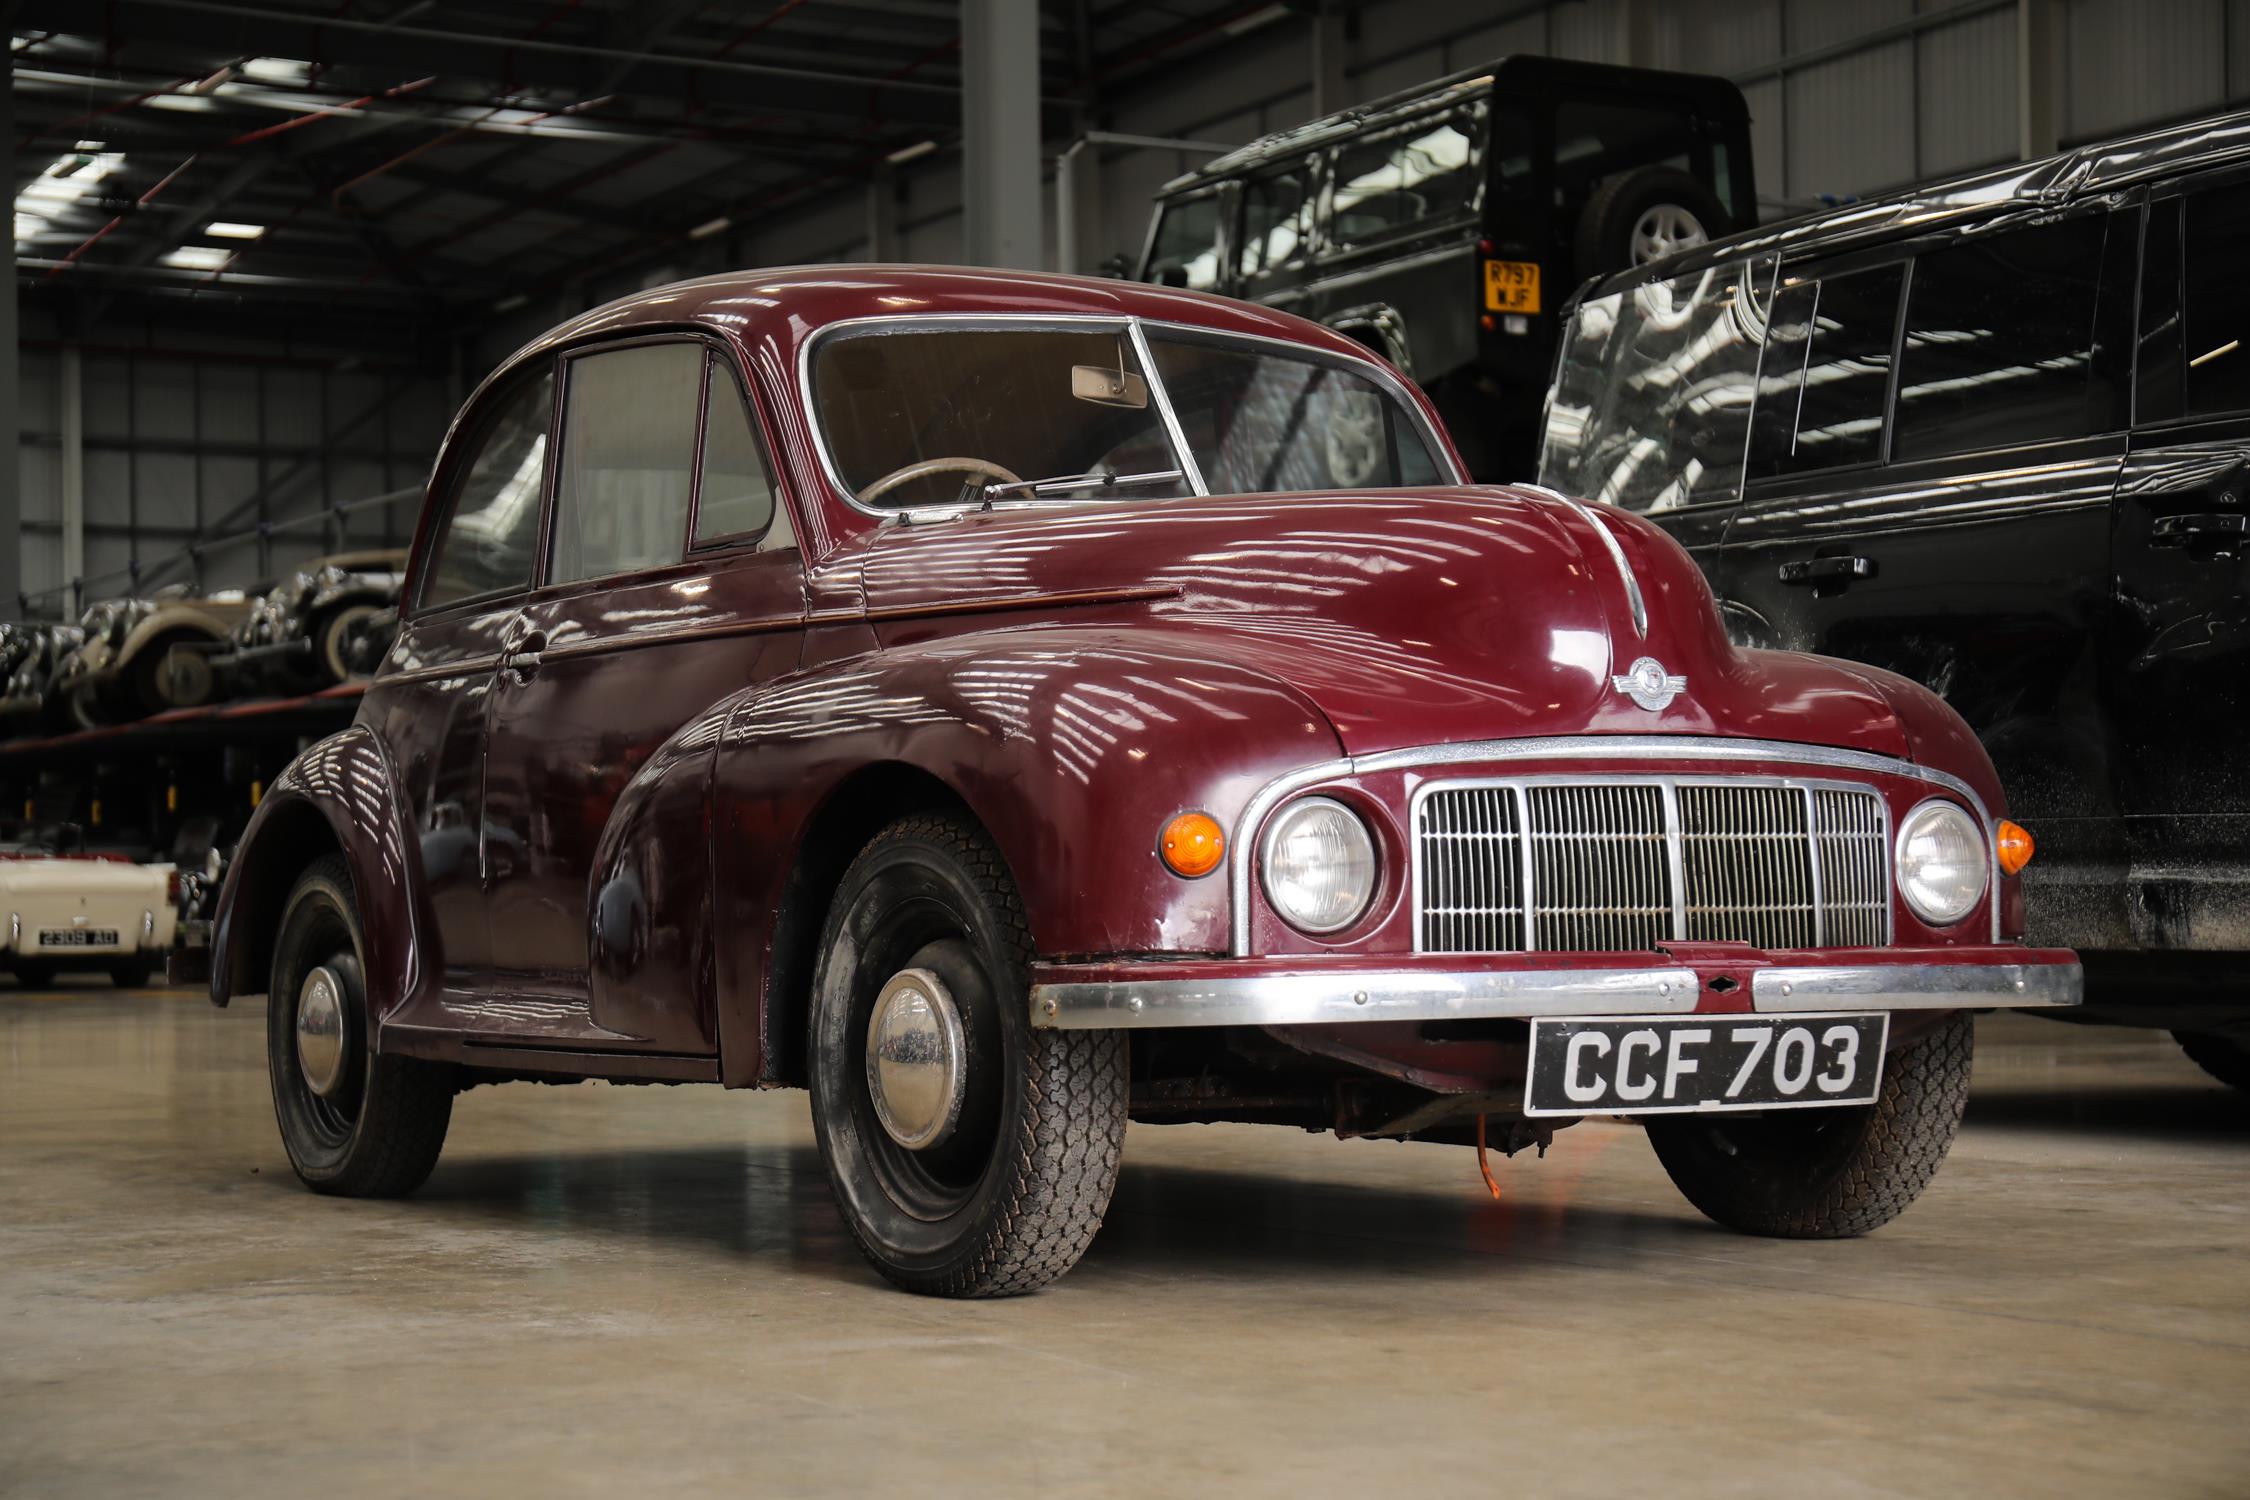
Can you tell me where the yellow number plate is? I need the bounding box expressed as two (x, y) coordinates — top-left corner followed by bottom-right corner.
(1483, 259), (1541, 315)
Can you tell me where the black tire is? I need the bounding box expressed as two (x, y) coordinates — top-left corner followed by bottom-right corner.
(12, 960), (57, 989)
(1574, 165), (1730, 282)
(2173, 1030), (2250, 1093)
(267, 853), (454, 1196)
(1646, 1011), (1973, 1238)
(808, 813), (1127, 1298)
(131, 632), (213, 715)
(108, 959), (153, 988)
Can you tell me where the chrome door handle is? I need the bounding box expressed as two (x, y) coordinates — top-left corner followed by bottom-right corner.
(501, 631), (546, 680)
(1777, 555), (1877, 588)
(2149, 512), (2247, 546)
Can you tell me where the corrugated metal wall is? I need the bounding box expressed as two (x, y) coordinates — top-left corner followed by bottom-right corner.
(17, 0), (2246, 614)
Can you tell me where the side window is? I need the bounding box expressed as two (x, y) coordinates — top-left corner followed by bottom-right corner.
(2182, 179), (2250, 418)
(1327, 107), (1482, 245)
(550, 342), (704, 585)
(1748, 263), (1904, 479)
(1145, 194), (1223, 290)
(695, 355), (781, 545)
(2138, 199), (2184, 425)
(1892, 213), (2121, 461)
(420, 368), (554, 610)
(1239, 166), (1313, 278)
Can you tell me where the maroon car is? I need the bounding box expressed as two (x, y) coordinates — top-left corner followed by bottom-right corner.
(207, 268), (2078, 1297)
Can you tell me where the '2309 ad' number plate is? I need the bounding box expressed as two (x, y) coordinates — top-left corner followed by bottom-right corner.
(1524, 1013), (1889, 1117)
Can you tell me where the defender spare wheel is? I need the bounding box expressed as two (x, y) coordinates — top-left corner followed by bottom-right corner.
(1575, 166), (1729, 280)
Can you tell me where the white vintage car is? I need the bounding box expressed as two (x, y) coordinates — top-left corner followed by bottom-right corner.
(1, 855), (176, 987)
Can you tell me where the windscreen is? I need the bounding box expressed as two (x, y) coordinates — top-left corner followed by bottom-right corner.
(1539, 256), (1774, 513)
(811, 325), (1450, 508)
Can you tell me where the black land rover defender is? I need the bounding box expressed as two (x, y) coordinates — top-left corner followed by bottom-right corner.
(1538, 108), (2250, 1087)
(1136, 55), (1756, 480)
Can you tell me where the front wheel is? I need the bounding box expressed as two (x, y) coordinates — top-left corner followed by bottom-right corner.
(1646, 1011), (1973, 1238)
(2173, 1030), (2250, 1093)
(267, 853), (454, 1196)
(808, 813), (1127, 1297)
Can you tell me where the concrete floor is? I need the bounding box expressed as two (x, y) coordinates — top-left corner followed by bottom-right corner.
(2, 987), (2245, 1499)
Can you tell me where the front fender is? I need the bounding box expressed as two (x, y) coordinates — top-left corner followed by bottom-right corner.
(705, 625), (1344, 1081)
(209, 725), (429, 1017)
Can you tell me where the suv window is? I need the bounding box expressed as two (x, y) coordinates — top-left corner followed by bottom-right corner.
(1539, 257), (1773, 513)
(2183, 180), (2250, 418)
(1327, 107), (1481, 244)
(1146, 194), (1223, 290)
(1748, 263), (1904, 479)
(550, 342), (704, 585)
(1239, 166), (1314, 279)
(421, 368), (554, 610)
(695, 355), (780, 544)
(1892, 214), (2118, 460)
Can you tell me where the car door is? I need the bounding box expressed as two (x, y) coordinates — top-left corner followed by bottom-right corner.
(478, 337), (805, 1053)
(377, 360), (557, 982)
(2109, 170), (2250, 951)
(1717, 205), (2137, 944)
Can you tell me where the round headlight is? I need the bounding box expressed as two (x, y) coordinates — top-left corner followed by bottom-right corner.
(1260, 796), (1378, 934)
(1895, 800), (1989, 927)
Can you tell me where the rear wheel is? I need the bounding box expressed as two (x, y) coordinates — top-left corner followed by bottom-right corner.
(266, 853), (454, 1196)
(1646, 1011), (1973, 1238)
(808, 813), (1127, 1297)
(2173, 1030), (2250, 1093)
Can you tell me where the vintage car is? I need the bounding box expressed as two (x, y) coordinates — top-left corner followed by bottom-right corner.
(53, 586), (255, 727)
(0, 621), (85, 736)
(2, 846), (177, 987)
(204, 268), (2078, 1298)
(215, 549), (411, 693)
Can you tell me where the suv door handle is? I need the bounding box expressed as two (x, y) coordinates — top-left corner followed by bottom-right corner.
(2150, 512), (2248, 546)
(1776, 555), (1878, 588)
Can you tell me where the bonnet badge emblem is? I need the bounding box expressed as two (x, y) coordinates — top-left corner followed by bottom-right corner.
(1613, 656), (1686, 712)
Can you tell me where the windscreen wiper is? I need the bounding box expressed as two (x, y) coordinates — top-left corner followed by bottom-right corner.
(975, 468), (1185, 502)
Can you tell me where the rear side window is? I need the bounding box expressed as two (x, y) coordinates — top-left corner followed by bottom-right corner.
(1892, 214), (2120, 459)
(2182, 180), (2250, 418)
(1239, 167), (1314, 278)
(550, 342), (704, 585)
(421, 369), (554, 610)
(1748, 263), (1904, 479)
(1327, 107), (1481, 244)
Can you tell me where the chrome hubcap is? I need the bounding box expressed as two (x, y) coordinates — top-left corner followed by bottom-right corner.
(296, 964), (348, 1098)
(1629, 203), (1709, 264)
(865, 967), (967, 1151)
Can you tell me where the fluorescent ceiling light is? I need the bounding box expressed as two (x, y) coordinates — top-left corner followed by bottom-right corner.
(239, 57), (313, 85)
(146, 94), (219, 112)
(493, 292), (529, 312)
(205, 221), (267, 239)
(14, 150), (124, 226)
(1222, 3), (1289, 36)
(15, 211), (49, 244)
(886, 138), (939, 165)
(162, 245), (233, 270)
(688, 215), (731, 240)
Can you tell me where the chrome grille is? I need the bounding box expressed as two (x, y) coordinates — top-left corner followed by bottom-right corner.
(1415, 779), (1890, 954)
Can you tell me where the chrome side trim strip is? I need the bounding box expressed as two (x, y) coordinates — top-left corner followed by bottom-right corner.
(1228, 735), (2002, 954)
(1033, 966), (1701, 1030)
(1754, 961), (2080, 1011)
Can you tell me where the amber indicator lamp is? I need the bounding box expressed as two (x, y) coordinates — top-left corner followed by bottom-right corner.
(1160, 811), (1225, 878)
(1995, 819), (2035, 876)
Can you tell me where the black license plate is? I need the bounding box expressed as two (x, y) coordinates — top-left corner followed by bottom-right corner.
(38, 928), (120, 948)
(1524, 1013), (1888, 1117)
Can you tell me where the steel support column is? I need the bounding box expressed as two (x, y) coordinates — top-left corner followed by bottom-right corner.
(59, 347), (86, 618)
(0, 65), (16, 620)
(2018, 0), (2060, 159)
(962, 0), (1044, 269)
(1312, 3), (1350, 117)
(867, 166), (902, 261)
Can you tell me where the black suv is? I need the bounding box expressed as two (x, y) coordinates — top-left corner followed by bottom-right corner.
(1539, 109), (2250, 1087)
(1137, 56), (1755, 480)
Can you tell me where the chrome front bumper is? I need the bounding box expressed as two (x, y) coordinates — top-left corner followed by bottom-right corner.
(1028, 952), (2082, 1030)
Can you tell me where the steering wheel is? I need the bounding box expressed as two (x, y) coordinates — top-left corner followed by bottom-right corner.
(856, 456), (1023, 505)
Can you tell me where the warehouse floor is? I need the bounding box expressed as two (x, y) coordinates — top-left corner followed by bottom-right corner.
(3, 988), (2244, 1498)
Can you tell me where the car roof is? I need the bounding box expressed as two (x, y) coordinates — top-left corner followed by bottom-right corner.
(1578, 106), (2250, 298)
(1154, 55), (1750, 198)
(487, 264), (1402, 389)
